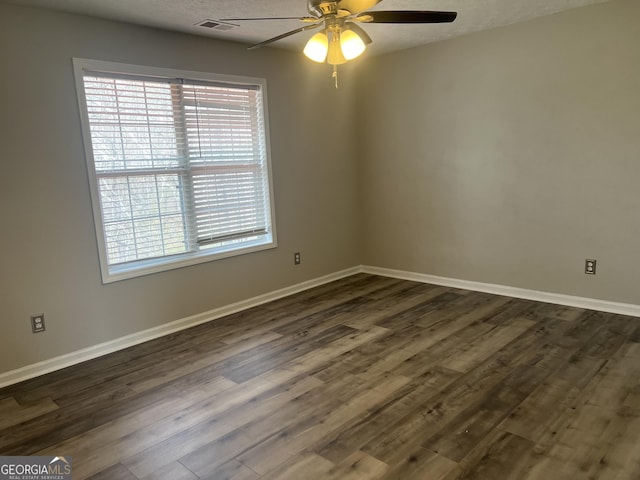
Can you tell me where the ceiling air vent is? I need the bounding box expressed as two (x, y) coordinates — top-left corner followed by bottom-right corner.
(196, 19), (237, 31)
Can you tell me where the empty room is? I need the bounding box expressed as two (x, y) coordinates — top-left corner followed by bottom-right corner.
(1, 0), (639, 478)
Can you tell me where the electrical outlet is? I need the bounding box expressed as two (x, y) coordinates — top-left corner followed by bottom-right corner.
(31, 313), (46, 333)
(585, 259), (596, 275)
(294, 252), (301, 265)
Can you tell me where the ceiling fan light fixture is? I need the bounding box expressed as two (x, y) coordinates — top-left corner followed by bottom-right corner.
(303, 31), (329, 63)
(340, 28), (366, 60)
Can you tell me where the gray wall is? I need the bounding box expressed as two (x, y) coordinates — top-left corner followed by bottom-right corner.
(358, 0), (640, 304)
(0, 4), (360, 372)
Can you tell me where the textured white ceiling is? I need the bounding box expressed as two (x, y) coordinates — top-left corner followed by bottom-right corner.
(3, 0), (611, 55)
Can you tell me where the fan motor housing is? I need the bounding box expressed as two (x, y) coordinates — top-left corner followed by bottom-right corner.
(308, 0), (339, 17)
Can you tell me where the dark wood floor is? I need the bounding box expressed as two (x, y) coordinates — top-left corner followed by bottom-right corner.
(1, 274), (640, 479)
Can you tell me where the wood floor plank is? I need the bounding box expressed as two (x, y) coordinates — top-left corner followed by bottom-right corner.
(139, 461), (199, 480)
(438, 318), (536, 373)
(373, 291), (465, 330)
(481, 299), (540, 326)
(121, 375), (323, 478)
(233, 373), (371, 473)
(499, 375), (581, 443)
(314, 367), (459, 464)
(258, 452), (335, 480)
(257, 325), (390, 384)
(125, 330), (283, 393)
(524, 302), (587, 323)
(349, 296), (512, 384)
(378, 447), (458, 480)
(1, 274), (639, 480)
(84, 463), (138, 480)
(213, 275), (400, 346)
(441, 430), (538, 480)
(221, 324), (358, 383)
(197, 459), (259, 480)
(359, 313), (583, 465)
(177, 372), (360, 477)
(321, 450), (389, 480)
(422, 365), (550, 463)
(236, 372), (411, 475)
(523, 340), (640, 479)
(0, 396), (59, 430)
(34, 376), (243, 477)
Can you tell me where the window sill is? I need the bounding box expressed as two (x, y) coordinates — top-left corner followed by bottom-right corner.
(102, 237), (276, 284)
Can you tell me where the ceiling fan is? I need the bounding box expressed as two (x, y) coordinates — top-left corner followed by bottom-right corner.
(222, 0), (457, 86)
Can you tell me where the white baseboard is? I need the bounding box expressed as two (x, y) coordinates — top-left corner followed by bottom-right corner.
(0, 266), (361, 388)
(362, 265), (640, 318)
(3, 264), (638, 388)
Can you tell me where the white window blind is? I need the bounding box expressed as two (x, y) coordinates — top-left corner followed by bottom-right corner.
(74, 60), (276, 282)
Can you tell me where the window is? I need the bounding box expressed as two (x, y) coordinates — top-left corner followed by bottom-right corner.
(74, 59), (276, 282)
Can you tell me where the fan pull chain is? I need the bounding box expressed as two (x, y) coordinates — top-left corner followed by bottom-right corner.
(332, 65), (339, 89)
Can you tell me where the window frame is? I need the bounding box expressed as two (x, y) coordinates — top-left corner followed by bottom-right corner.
(73, 58), (277, 283)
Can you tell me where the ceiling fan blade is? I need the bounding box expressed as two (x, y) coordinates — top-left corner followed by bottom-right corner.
(337, 0), (382, 14)
(220, 16), (318, 22)
(355, 10), (457, 24)
(248, 23), (322, 50)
